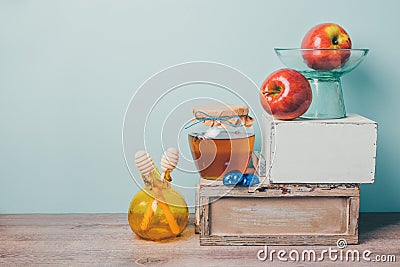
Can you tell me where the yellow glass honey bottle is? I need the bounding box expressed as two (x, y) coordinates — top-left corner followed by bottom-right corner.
(128, 149), (189, 241)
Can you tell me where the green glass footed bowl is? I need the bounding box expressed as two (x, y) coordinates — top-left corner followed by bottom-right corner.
(274, 48), (369, 119)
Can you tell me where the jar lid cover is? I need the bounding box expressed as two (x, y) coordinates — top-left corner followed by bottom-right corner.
(193, 103), (247, 117)
(192, 103), (253, 128)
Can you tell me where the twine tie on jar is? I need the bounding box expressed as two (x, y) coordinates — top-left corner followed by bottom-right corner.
(184, 111), (249, 129)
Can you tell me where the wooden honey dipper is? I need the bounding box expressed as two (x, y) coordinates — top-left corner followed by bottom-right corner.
(134, 151), (154, 185)
(134, 150), (180, 235)
(160, 147), (179, 182)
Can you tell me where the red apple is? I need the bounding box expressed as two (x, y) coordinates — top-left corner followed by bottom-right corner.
(260, 68), (312, 120)
(301, 23), (352, 70)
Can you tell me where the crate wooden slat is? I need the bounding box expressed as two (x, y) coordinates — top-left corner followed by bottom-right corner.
(194, 185), (201, 234)
(198, 182), (359, 246)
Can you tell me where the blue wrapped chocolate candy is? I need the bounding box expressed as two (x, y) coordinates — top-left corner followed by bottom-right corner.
(241, 173), (260, 186)
(222, 170), (244, 185)
(223, 171), (260, 186)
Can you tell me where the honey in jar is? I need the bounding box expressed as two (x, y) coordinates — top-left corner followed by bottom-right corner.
(187, 103), (255, 180)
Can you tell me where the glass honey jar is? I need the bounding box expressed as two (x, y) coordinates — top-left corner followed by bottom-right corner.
(187, 103), (255, 180)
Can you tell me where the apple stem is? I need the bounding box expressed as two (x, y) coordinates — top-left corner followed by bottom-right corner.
(332, 35), (339, 45)
(267, 86), (281, 96)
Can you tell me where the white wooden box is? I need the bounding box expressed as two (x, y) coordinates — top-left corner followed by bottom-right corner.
(261, 113), (377, 184)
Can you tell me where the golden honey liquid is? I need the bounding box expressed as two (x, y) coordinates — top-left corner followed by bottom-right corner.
(128, 186), (189, 241)
(188, 131), (255, 180)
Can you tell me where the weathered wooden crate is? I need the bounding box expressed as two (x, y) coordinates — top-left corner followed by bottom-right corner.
(198, 182), (359, 246)
(261, 113), (377, 184)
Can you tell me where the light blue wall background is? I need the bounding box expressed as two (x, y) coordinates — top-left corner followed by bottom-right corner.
(1, 0), (399, 213)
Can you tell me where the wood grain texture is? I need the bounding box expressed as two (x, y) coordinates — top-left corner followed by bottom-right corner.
(210, 197), (348, 235)
(199, 184), (359, 246)
(199, 182), (360, 197)
(0, 213), (399, 266)
(194, 185), (200, 234)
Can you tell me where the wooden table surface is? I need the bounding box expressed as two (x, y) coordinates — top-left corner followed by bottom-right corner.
(1, 213), (399, 266)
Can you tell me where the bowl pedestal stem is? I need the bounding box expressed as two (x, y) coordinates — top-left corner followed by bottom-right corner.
(301, 77), (346, 119)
